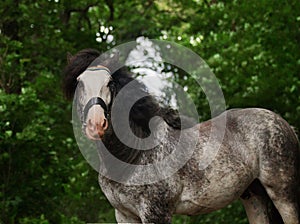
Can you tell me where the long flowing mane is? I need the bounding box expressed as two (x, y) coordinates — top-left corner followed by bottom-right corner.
(63, 49), (195, 165)
(63, 49), (194, 130)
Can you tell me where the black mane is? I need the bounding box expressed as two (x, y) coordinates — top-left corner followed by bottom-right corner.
(63, 49), (195, 165)
(63, 49), (192, 129)
(63, 48), (101, 100)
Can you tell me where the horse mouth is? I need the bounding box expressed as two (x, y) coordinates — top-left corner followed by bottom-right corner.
(84, 119), (108, 140)
(85, 127), (105, 140)
(83, 113), (108, 140)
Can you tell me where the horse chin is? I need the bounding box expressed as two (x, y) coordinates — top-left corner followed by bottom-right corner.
(85, 128), (105, 141)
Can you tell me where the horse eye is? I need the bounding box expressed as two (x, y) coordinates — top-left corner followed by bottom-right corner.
(77, 80), (84, 89)
(108, 81), (115, 90)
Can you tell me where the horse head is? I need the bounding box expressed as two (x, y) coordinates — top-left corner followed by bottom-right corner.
(76, 66), (112, 140)
(64, 49), (119, 140)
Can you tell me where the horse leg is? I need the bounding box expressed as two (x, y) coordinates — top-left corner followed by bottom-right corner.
(138, 209), (172, 224)
(241, 180), (271, 224)
(241, 179), (284, 224)
(115, 208), (172, 224)
(140, 215), (172, 224)
(241, 195), (269, 224)
(258, 150), (299, 223)
(259, 160), (299, 223)
(252, 116), (300, 223)
(260, 183), (299, 224)
(115, 209), (141, 223)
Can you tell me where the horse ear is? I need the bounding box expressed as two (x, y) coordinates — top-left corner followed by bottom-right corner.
(67, 52), (73, 64)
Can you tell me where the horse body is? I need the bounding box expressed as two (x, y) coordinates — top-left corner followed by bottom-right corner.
(98, 108), (299, 223)
(63, 49), (300, 224)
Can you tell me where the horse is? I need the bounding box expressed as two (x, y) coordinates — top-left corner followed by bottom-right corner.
(63, 48), (300, 224)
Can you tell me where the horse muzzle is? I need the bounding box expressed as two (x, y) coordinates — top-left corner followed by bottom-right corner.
(85, 114), (108, 140)
(83, 97), (109, 140)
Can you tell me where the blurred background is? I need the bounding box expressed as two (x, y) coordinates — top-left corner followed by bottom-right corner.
(0, 0), (299, 223)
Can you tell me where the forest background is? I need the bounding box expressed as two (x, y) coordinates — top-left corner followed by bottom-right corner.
(1, 0), (300, 223)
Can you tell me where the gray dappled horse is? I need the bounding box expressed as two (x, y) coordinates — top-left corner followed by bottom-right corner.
(63, 49), (300, 224)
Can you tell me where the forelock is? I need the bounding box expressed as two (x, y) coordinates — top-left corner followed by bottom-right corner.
(62, 49), (100, 100)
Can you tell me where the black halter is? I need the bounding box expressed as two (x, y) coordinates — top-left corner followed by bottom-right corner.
(82, 66), (111, 122)
(83, 97), (108, 122)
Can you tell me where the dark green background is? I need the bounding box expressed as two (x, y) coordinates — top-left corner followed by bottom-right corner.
(1, 0), (299, 223)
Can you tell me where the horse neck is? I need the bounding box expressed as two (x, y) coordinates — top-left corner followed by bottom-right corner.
(97, 120), (183, 184)
(102, 118), (173, 165)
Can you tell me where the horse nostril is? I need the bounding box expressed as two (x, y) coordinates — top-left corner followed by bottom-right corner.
(86, 117), (108, 139)
(87, 118), (108, 132)
(102, 118), (108, 130)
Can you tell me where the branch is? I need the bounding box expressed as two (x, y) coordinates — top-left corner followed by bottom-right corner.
(61, 3), (99, 26)
(104, 0), (114, 21)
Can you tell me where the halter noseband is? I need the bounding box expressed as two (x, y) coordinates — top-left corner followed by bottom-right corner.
(83, 97), (108, 121)
(83, 66), (111, 122)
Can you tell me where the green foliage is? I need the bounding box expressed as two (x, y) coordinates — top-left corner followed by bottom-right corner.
(167, 0), (300, 125)
(1, 0), (299, 223)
